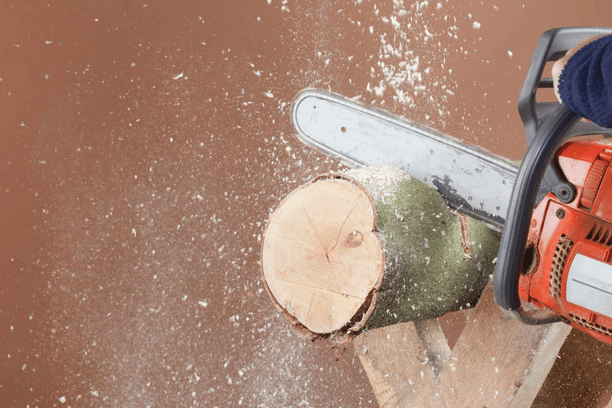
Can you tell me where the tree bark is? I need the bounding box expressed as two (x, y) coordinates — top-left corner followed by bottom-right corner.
(261, 166), (500, 340)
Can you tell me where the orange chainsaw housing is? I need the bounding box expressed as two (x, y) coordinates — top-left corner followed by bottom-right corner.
(520, 141), (612, 344)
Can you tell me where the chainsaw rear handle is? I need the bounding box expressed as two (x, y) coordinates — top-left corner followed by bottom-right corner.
(495, 27), (612, 324)
(518, 27), (612, 142)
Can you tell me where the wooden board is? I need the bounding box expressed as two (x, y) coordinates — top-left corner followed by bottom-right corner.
(354, 322), (446, 408)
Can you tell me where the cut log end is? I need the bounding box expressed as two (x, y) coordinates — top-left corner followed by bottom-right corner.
(261, 173), (385, 336)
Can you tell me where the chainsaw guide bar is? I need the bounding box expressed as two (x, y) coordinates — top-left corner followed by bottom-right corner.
(292, 89), (517, 229)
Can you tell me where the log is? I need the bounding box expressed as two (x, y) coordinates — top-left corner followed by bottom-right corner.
(261, 166), (500, 339)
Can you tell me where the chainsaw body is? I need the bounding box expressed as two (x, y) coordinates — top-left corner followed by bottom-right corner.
(520, 141), (612, 343)
(493, 28), (612, 339)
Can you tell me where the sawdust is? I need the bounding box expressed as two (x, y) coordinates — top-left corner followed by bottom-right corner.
(366, 0), (460, 128)
(343, 165), (410, 204)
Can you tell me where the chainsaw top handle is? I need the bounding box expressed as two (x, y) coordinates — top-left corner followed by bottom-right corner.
(494, 27), (612, 325)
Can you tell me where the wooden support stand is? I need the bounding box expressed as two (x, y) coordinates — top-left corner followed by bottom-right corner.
(355, 285), (572, 408)
(261, 167), (500, 339)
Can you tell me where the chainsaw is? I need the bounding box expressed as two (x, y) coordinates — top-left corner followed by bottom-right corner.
(291, 27), (612, 344)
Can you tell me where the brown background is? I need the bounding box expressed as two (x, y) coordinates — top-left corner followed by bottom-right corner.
(2, 0), (612, 407)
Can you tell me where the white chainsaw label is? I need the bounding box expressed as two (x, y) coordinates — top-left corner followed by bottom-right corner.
(566, 254), (612, 318)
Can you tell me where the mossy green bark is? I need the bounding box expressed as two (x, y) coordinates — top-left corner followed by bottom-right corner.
(364, 177), (501, 329)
